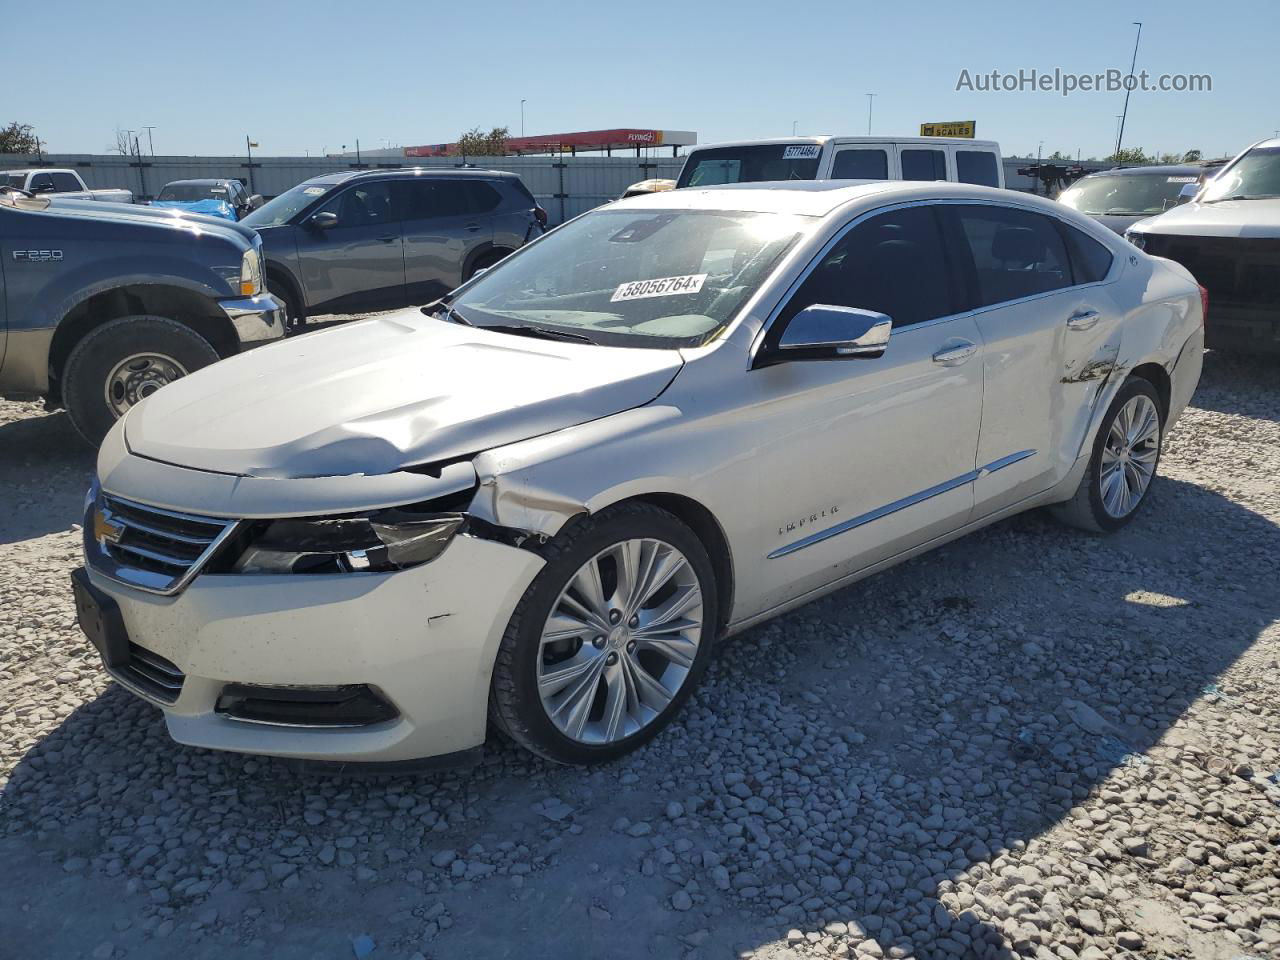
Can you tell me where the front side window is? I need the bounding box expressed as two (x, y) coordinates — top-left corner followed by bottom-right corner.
(956, 151), (1000, 187)
(950, 205), (1071, 307)
(443, 209), (808, 347)
(831, 149), (888, 180)
(51, 172), (82, 192)
(900, 149), (947, 181)
(774, 205), (956, 335)
(319, 181), (394, 227)
(1199, 145), (1280, 202)
(677, 145), (821, 188)
(28, 173), (54, 192)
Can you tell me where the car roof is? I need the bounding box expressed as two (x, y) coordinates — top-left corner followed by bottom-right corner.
(302, 167), (518, 187)
(610, 179), (1062, 218)
(1083, 164), (1205, 178)
(688, 136), (1001, 151)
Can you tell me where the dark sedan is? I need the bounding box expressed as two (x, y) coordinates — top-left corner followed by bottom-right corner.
(1056, 164), (1210, 234)
(243, 169), (546, 330)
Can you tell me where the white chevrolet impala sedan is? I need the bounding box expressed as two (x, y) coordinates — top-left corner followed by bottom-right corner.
(73, 181), (1204, 766)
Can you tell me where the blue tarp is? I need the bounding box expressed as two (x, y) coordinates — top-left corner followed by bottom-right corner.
(150, 198), (237, 221)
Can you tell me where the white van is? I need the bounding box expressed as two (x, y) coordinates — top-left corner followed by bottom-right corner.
(675, 136), (1005, 190)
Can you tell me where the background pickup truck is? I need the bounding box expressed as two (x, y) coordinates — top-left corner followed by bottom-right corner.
(3, 168), (133, 203)
(0, 189), (284, 442)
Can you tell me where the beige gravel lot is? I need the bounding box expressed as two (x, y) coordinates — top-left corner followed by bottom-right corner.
(1, 348), (1278, 960)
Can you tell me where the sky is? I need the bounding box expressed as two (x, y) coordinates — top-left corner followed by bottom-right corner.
(9, 0), (1277, 162)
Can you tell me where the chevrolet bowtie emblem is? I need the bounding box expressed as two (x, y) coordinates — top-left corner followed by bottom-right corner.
(93, 508), (125, 546)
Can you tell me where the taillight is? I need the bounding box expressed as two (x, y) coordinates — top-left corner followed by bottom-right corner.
(534, 205), (548, 228)
(1198, 284), (1209, 326)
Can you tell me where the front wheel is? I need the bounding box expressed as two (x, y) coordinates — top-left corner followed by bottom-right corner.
(63, 316), (219, 445)
(488, 503), (718, 764)
(268, 280), (303, 335)
(1051, 376), (1164, 533)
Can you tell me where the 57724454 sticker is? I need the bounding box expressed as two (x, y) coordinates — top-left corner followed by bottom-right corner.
(611, 274), (708, 302)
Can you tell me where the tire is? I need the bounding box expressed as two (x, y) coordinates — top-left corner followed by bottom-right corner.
(465, 249), (511, 282)
(1050, 376), (1164, 533)
(63, 315), (220, 445)
(488, 502), (718, 765)
(268, 279), (302, 335)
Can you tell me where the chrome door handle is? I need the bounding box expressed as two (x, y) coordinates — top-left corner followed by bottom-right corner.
(932, 340), (978, 365)
(1067, 309), (1100, 331)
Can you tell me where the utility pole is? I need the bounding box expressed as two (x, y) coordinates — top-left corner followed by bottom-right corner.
(356, 138), (362, 166)
(245, 135), (257, 193)
(143, 125), (157, 156)
(792, 120), (798, 136)
(1113, 21), (1143, 167)
(520, 99), (527, 138)
(865, 94), (876, 136)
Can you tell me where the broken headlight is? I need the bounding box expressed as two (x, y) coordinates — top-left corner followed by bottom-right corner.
(231, 509), (464, 575)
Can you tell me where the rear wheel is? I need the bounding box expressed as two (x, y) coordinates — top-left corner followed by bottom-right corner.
(489, 503), (718, 764)
(63, 316), (219, 445)
(1051, 376), (1164, 533)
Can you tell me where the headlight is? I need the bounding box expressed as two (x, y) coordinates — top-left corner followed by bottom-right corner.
(1125, 231), (1147, 251)
(232, 508), (464, 574)
(239, 247), (263, 296)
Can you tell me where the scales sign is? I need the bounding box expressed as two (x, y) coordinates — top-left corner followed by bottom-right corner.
(920, 121), (976, 138)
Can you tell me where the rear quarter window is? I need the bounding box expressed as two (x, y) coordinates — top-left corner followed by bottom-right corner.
(1060, 223), (1115, 284)
(956, 151), (1000, 187)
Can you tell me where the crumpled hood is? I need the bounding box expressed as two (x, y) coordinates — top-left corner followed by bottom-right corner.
(1130, 198), (1280, 238)
(124, 311), (684, 480)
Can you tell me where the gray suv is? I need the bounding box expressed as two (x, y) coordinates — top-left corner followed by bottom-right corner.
(243, 169), (546, 329)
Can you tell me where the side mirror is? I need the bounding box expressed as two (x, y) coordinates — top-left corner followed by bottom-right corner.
(30, 181), (55, 194)
(770, 304), (892, 363)
(308, 211), (339, 230)
(248, 194), (265, 210)
(1178, 183), (1200, 202)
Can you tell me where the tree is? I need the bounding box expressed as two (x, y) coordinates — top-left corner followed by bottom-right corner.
(1106, 146), (1150, 165)
(456, 126), (509, 157)
(1157, 152), (1183, 164)
(0, 122), (38, 154)
(1182, 149), (1203, 162)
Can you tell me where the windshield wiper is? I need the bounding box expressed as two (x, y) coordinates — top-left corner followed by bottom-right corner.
(480, 323), (595, 344)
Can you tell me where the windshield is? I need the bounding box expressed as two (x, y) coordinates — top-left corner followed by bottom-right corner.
(1058, 173), (1198, 216)
(158, 183), (227, 202)
(676, 145), (822, 188)
(1200, 146), (1280, 202)
(443, 208), (809, 348)
(4, 174), (25, 188)
(242, 181), (334, 227)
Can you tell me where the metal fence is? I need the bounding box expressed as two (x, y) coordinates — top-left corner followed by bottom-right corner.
(4, 152), (1111, 223)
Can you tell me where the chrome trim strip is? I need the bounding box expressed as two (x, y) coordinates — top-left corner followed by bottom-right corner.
(768, 449), (1036, 559)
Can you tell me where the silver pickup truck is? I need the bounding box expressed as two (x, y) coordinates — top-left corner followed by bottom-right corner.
(3, 167), (133, 203)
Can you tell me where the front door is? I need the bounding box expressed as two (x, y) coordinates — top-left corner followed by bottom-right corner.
(824, 142), (895, 181)
(741, 204), (985, 614)
(397, 179), (494, 304)
(296, 180), (406, 315)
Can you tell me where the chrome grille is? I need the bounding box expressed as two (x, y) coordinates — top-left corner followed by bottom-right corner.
(113, 643), (185, 704)
(86, 493), (239, 595)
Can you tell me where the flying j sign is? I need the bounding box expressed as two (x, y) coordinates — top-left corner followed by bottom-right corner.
(920, 121), (976, 138)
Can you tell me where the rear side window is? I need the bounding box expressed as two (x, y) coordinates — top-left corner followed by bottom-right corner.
(830, 149), (888, 180)
(397, 180), (470, 219)
(775, 205), (956, 332)
(1060, 223), (1114, 283)
(462, 181), (503, 213)
(51, 172), (82, 192)
(949, 205), (1072, 307)
(900, 149), (947, 181)
(956, 151), (1000, 187)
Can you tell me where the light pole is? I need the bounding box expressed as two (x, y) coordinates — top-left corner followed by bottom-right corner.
(1113, 21), (1143, 166)
(143, 125), (157, 156)
(865, 94), (876, 136)
(792, 120), (798, 136)
(520, 99), (527, 138)
(123, 129), (136, 156)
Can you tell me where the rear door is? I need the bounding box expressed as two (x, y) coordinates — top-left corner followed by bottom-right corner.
(398, 179), (492, 304)
(295, 179), (407, 314)
(943, 203), (1124, 514)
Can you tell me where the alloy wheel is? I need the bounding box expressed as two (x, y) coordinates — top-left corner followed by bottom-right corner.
(1099, 394), (1160, 519)
(536, 538), (704, 745)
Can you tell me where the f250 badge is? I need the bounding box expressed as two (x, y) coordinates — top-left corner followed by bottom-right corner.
(13, 249), (64, 262)
(779, 506), (839, 536)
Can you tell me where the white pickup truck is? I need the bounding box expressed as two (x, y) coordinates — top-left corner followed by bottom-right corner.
(2, 168), (132, 203)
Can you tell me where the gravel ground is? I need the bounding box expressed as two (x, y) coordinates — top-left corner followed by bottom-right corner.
(2, 349), (1278, 960)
